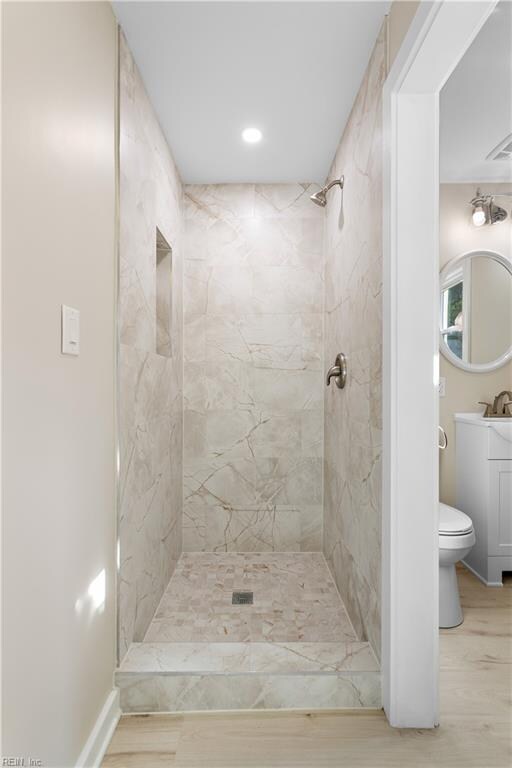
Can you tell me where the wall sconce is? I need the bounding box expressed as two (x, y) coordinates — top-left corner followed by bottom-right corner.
(470, 189), (510, 227)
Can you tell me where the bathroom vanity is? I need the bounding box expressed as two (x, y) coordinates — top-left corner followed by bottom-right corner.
(455, 413), (512, 585)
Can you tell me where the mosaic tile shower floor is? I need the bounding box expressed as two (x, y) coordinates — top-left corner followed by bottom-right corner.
(144, 552), (356, 643)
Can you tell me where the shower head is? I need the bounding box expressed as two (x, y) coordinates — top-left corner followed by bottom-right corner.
(310, 176), (344, 207)
(310, 189), (327, 207)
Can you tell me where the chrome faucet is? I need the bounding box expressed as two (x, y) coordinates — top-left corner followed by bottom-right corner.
(478, 390), (512, 417)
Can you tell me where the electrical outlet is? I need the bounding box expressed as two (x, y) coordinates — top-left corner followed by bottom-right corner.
(439, 377), (446, 397)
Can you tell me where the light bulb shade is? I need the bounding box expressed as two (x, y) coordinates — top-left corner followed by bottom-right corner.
(472, 204), (487, 227)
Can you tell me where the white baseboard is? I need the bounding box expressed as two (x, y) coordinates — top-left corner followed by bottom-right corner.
(461, 559), (503, 588)
(76, 688), (120, 768)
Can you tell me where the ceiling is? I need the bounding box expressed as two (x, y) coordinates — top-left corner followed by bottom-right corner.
(440, 1), (512, 184)
(113, 1), (390, 184)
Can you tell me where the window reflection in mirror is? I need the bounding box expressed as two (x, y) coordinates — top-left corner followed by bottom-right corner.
(440, 251), (512, 369)
(441, 279), (464, 359)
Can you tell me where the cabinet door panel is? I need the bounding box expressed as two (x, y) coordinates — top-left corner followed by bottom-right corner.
(489, 461), (512, 556)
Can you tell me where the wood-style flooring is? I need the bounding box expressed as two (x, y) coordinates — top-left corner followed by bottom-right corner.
(102, 566), (512, 767)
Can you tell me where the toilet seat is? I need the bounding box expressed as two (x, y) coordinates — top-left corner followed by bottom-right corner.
(439, 502), (473, 536)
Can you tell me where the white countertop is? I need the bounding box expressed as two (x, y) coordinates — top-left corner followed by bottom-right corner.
(454, 412), (512, 426)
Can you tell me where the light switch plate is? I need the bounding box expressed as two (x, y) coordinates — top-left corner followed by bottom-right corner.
(439, 377), (446, 397)
(62, 305), (80, 355)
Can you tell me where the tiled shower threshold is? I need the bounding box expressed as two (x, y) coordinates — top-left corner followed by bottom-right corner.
(116, 553), (381, 712)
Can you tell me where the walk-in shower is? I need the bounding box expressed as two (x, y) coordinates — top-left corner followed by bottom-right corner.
(116, 21), (384, 715)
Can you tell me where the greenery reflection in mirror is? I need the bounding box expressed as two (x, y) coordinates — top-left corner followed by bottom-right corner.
(439, 250), (512, 372)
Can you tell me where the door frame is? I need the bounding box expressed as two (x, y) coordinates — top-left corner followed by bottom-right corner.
(382, 0), (497, 728)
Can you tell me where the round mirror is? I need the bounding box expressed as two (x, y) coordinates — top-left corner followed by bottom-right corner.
(440, 250), (512, 372)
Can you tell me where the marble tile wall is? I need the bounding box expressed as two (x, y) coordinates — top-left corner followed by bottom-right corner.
(119, 641), (378, 674)
(118, 34), (184, 661)
(182, 184), (324, 552)
(118, 671), (381, 712)
(323, 27), (385, 658)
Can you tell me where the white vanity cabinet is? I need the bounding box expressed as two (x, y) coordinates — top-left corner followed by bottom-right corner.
(455, 413), (512, 586)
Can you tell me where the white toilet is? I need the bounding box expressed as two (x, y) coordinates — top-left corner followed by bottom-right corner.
(439, 502), (475, 628)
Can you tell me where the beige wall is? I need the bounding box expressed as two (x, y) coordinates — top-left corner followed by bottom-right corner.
(470, 255), (512, 364)
(118, 33), (184, 660)
(439, 183), (512, 505)
(2, 3), (117, 764)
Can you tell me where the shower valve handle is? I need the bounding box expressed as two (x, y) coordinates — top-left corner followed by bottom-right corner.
(326, 353), (347, 389)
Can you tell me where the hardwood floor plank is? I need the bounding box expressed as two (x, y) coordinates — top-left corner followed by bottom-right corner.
(170, 711), (511, 768)
(107, 713), (183, 747)
(102, 752), (176, 767)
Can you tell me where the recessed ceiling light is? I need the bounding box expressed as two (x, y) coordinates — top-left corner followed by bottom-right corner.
(242, 127), (262, 144)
